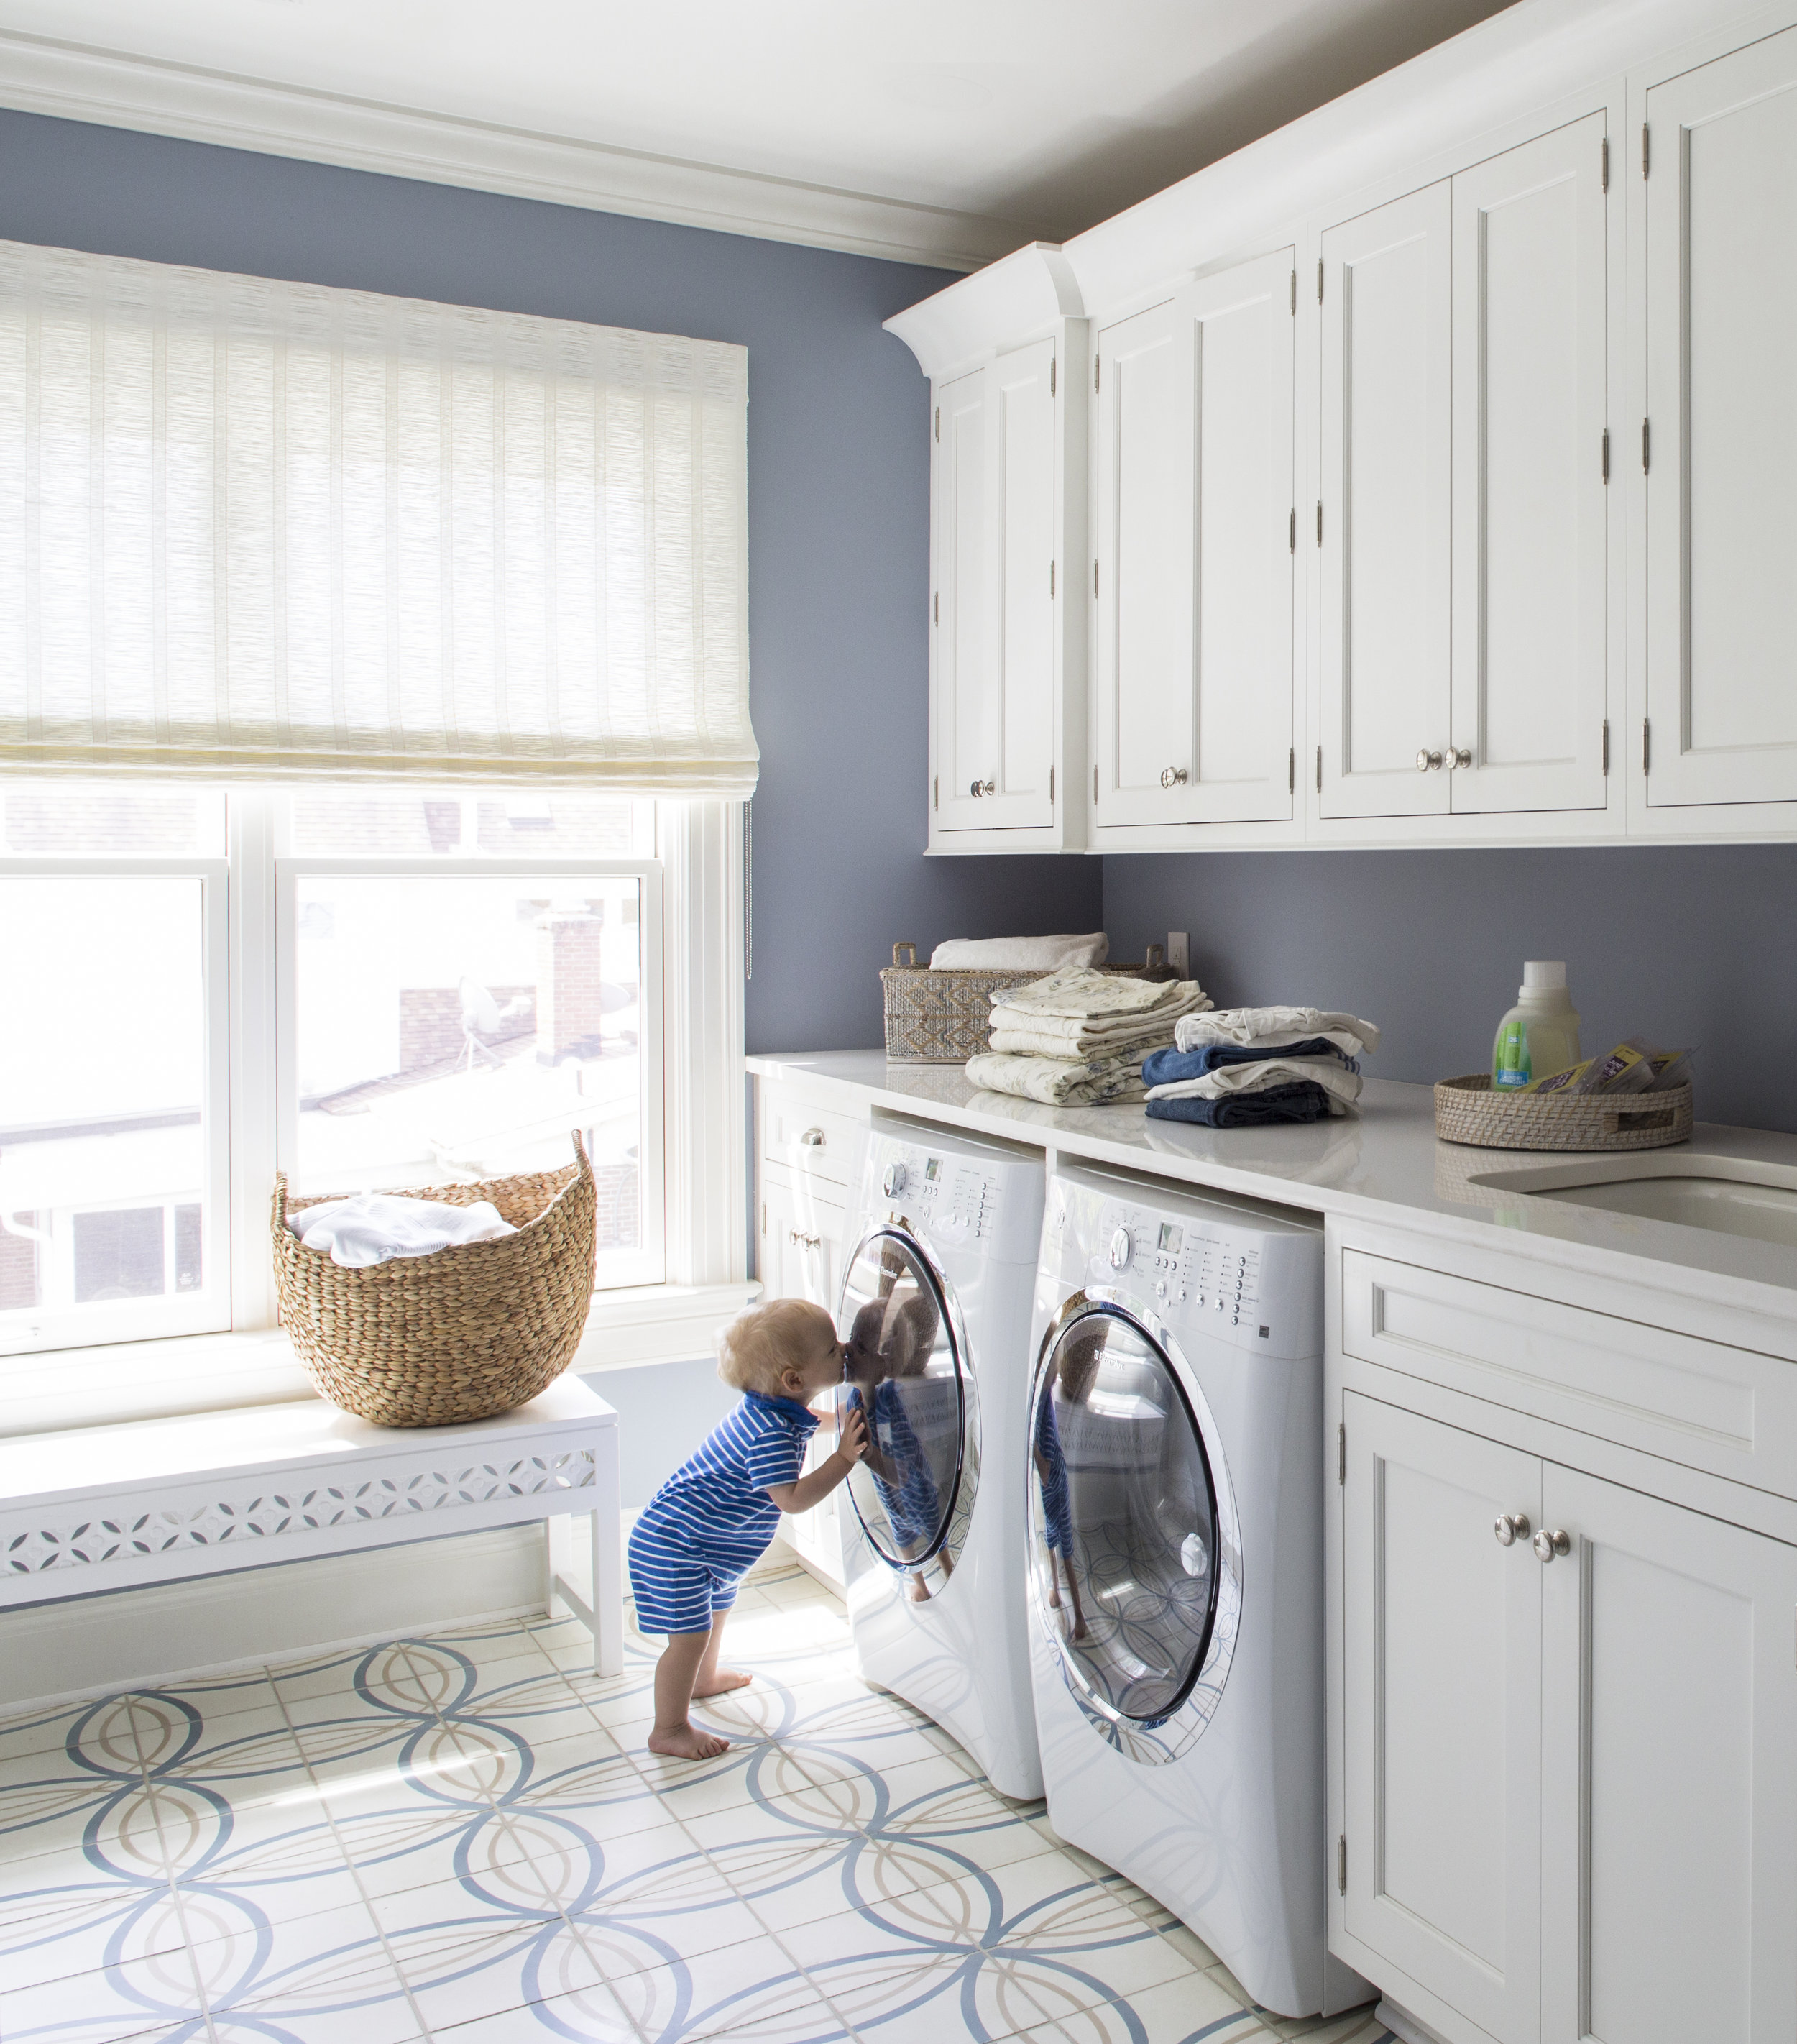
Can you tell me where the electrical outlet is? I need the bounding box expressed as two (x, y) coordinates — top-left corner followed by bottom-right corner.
(1166, 932), (1190, 980)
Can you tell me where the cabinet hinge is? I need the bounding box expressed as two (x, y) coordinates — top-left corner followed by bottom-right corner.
(933, 590), (939, 625)
(1601, 427), (1609, 483)
(1315, 501), (1323, 546)
(1601, 720), (1610, 775)
(1317, 257), (1324, 305)
(1338, 1422), (1346, 1485)
(1643, 718), (1651, 774)
(1049, 559), (1056, 597)
(1094, 766), (1099, 805)
(1315, 746), (1323, 795)
(1642, 122), (1650, 178)
(933, 774), (939, 812)
(1289, 507), (1296, 554)
(934, 405), (940, 444)
(760, 1201), (767, 1236)
(1338, 1835), (1348, 1895)
(1289, 746), (1295, 794)
(1290, 267), (1297, 315)
(1642, 418), (1650, 473)
(1049, 357), (1057, 398)
(1601, 135), (1610, 193)
(1094, 354), (1100, 393)
(1049, 765), (1054, 804)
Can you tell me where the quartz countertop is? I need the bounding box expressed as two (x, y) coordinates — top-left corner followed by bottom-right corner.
(746, 1050), (1797, 1320)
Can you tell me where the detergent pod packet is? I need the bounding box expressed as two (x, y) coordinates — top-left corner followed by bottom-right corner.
(1522, 1036), (1693, 1097)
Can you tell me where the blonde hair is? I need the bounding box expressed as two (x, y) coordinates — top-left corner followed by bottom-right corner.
(717, 1296), (834, 1397)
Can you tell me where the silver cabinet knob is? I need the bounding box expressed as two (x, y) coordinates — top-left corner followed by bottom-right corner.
(788, 1229), (821, 1250)
(1447, 747), (1473, 769)
(799, 1127), (826, 1148)
(1533, 1527), (1572, 1564)
(1108, 1225), (1134, 1270)
(1494, 1513), (1532, 1547)
(1160, 766), (1189, 789)
(969, 779), (995, 797)
(1415, 748), (1444, 772)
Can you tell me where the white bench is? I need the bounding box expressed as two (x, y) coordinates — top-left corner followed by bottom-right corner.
(0, 1376), (622, 1677)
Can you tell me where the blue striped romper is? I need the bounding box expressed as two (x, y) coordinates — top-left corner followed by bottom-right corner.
(1034, 1387), (1074, 1558)
(627, 1391), (819, 1636)
(847, 1381), (942, 1557)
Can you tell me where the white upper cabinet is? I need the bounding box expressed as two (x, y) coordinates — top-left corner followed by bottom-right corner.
(1093, 249), (1295, 832)
(1451, 114), (1609, 816)
(1320, 184), (1453, 820)
(932, 341), (1060, 834)
(1645, 26), (1797, 808)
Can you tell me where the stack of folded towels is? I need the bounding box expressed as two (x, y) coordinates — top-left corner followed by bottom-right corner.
(1141, 1006), (1380, 1127)
(965, 965), (1214, 1106)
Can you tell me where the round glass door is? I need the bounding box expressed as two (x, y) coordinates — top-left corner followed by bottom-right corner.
(837, 1229), (965, 1572)
(1029, 1306), (1222, 1726)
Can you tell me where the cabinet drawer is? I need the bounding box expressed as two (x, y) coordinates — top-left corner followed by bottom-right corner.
(760, 1086), (865, 1191)
(1342, 1250), (1797, 1500)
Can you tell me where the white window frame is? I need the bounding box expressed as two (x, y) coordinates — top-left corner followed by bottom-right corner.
(1, 789), (750, 1430)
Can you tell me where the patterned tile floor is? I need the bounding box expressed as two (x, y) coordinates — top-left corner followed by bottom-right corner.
(0, 1551), (1394, 2044)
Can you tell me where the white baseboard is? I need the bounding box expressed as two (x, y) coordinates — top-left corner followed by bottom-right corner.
(1, 1522), (548, 1715)
(1377, 1999), (1452, 2044)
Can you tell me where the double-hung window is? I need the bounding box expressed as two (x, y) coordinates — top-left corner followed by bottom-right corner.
(0, 239), (755, 1407)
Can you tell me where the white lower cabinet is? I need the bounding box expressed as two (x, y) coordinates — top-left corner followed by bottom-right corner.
(1342, 1391), (1797, 2044)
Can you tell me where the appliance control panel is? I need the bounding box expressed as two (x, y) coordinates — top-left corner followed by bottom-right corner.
(861, 1130), (1043, 1266)
(1051, 1169), (1322, 1359)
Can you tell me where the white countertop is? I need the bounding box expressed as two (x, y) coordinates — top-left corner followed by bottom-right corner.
(748, 1050), (1797, 1318)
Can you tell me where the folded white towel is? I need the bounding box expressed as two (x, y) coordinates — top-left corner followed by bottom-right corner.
(1146, 1058), (1364, 1113)
(287, 1192), (518, 1268)
(992, 966), (1212, 1025)
(989, 1019), (1182, 1060)
(1173, 1007), (1380, 1055)
(931, 932), (1108, 971)
(965, 1050), (1148, 1107)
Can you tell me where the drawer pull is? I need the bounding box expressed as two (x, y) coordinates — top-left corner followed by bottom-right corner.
(789, 1229), (821, 1250)
(799, 1128), (826, 1148)
(1494, 1513), (1531, 1548)
(1533, 1527), (1572, 1564)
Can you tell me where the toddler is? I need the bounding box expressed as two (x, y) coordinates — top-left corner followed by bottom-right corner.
(1034, 1323), (1104, 1641)
(626, 1297), (866, 1760)
(844, 1291), (950, 1600)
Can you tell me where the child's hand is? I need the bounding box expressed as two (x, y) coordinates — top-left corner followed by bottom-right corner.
(835, 1406), (868, 1466)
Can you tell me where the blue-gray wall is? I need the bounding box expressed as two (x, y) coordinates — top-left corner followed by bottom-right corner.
(0, 106), (1100, 1058)
(1104, 845), (1797, 1133)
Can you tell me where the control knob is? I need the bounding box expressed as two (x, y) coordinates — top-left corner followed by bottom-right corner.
(1108, 1225), (1133, 1271)
(883, 1162), (907, 1199)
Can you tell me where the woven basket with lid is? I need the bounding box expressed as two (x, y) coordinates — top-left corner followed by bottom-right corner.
(1434, 1074), (1693, 1152)
(880, 941), (1158, 1063)
(272, 1132), (597, 1426)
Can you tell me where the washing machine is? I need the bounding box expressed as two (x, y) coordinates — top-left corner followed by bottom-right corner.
(834, 1114), (1046, 1801)
(1027, 1159), (1368, 2020)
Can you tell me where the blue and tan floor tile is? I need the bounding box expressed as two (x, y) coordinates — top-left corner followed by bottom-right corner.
(0, 1551), (1392, 2044)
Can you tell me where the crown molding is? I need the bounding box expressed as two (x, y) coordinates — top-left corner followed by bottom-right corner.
(0, 27), (1024, 273)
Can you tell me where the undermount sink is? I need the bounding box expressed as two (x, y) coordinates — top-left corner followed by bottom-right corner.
(1465, 1154), (1797, 1249)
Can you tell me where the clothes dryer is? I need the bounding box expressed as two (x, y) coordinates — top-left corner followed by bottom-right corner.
(835, 1116), (1046, 1801)
(1028, 1160), (1368, 2019)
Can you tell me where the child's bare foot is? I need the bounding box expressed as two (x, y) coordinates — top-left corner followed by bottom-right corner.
(907, 1573), (931, 1603)
(693, 1669), (753, 1697)
(647, 1722), (730, 1760)
(1071, 1619), (1089, 1641)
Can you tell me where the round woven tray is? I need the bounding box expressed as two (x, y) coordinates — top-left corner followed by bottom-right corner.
(1435, 1074), (1693, 1152)
(272, 1132), (597, 1427)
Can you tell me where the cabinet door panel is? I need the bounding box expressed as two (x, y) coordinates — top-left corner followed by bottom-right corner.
(933, 368), (993, 831)
(1541, 1468), (1797, 2044)
(1321, 184), (1452, 818)
(1093, 298), (1191, 825)
(991, 339), (1057, 827)
(1646, 27), (1797, 806)
(1188, 250), (1295, 823)
(1451, 115), (1609, 815)
(1343, 1395), (1540, 2044)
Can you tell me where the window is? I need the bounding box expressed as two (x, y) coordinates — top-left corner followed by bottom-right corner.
(0, 784), (677, 1357)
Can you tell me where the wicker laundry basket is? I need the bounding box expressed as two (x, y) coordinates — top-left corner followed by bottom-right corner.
(881, 942), (1158, 1064)
(272, 1132), (598, 1426)
(1434, 1074), (1693, 1152)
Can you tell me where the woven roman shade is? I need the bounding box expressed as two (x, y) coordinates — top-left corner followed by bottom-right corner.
(0, 239), (755, 794)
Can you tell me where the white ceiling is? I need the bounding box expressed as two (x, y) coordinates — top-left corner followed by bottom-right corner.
(0, 0), (1519, 266)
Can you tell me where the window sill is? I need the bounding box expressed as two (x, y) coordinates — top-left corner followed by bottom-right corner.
(0, 1280), (762, 1440)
